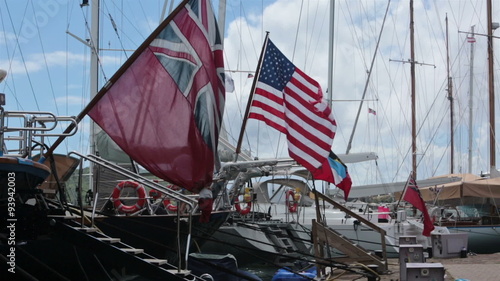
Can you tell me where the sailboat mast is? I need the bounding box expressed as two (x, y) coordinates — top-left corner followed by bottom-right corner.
(410, 0), (417, 179)
(487, 0), (496, 170)
(327, 0), (334, 108)
(446, 14), (454, 174)
(468, 26), (475, 173)
(89, 0), (100, 192)
(345, 0), (391, 155)
(218, 0), (226, 40)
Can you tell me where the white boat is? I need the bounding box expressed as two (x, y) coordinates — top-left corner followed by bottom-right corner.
(417, 173), (500, 254)
(202, 174), (452, 266)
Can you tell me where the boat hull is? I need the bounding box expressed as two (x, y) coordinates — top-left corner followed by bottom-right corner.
(202, 220), (312, 266)
(448, 225), (500, 254)
(93, 210), (231, 265)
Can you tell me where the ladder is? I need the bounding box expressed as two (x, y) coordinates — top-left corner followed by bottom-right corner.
(50, 215), (199, 280)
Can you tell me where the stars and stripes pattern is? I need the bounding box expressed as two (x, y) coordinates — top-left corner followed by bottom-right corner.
(248, 39), (337, 183)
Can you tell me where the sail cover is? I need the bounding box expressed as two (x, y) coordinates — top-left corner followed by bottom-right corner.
(88, 0), (225, 193)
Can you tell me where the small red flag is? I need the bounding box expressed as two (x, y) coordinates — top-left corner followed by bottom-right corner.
(403, 173), (435, 236)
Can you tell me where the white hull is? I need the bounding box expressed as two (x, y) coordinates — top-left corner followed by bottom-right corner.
(204, 201), (450, 265)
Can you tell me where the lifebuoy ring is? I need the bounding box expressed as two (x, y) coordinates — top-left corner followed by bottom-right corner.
(234, 194), (252, 215)
(286, 189), (300, 213)
(112, 181), (146, 214)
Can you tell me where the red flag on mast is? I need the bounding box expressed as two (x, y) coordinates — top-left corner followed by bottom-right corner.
(88, 0), (225, 193)
(403, 173), (435, 236)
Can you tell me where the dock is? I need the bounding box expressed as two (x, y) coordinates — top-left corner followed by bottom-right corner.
(329, 252), (500, 281)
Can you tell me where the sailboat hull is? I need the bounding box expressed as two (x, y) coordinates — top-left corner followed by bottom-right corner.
(202, 220), (311, 266)
(3, 234), (188, 281)
(93, 210), (231, 264)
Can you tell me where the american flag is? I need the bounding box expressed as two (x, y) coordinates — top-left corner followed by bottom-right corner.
(368, 108), (377, 115)
(249, 39), (337, 182)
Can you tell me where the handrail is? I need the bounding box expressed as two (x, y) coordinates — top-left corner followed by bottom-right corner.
(312, 190), (388, 267)
(0, 110), (78, 157)
(32, 116), (78, 137)
(69, 151), (196, 271)
(1, 111), (58, 131)
(69, 151), (198, 209)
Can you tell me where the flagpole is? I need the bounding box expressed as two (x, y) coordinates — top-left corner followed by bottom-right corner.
(234, 32), (270, 161)
(395, 171), (413, 211)
(41, 0), (190, 162)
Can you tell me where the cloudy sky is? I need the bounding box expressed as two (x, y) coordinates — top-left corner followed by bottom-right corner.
(1, 0), (499, 187)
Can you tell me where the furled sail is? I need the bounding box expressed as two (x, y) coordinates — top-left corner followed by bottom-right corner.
(88, 0), (225, 193)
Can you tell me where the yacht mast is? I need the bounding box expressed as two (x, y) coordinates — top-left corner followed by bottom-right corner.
(487, 0), (496, 171)
(446, 14), (454, 173)
(327, 0), (334, 107)
(345, 0), (391, 155)
(468, 26), (475, 173)
(89, 0), (100, 192)
(410, 0), (417, 178)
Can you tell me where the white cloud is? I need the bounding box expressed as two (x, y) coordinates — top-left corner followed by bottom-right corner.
(0, 31), (17, 46)
(2, 0), (500, 188)
(1, 51), (86, 74)
(55, 95), (87, 106)
(222, 0), (500, 185)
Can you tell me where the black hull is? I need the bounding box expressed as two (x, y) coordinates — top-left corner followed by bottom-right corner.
(1, 212), (200, 281)
(2, 233), (186, 281)
(93, 211), (231, 265)
(1, 182), (230, 280)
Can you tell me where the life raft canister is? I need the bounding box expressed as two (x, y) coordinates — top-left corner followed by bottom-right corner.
(286, 189), (301, 213)
(112, 181), (147, 214)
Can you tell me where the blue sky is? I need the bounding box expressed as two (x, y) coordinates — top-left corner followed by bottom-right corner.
(1, 0), (500, 186)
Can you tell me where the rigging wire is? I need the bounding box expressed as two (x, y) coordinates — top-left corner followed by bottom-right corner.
(0, 3), (22, 108)
(29, 0), (60, 117)
(78, 3), (108, 83)
(4, 1), (41, 111)
(291, 0), (304, 62)
(101, 0), (151, 48)
(101, 0), (131, 60)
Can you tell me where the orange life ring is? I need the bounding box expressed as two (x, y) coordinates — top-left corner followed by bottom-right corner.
(234, 196), (251, 215)
(112, 181), (146, 214)
(286, 189), (300, 213)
